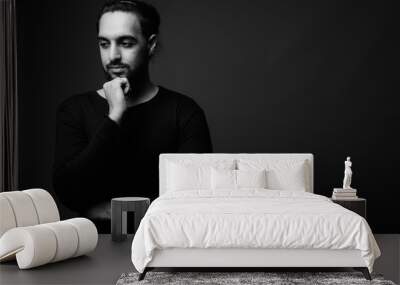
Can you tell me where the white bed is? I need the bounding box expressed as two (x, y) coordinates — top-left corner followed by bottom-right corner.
(131, 154), (380, 280)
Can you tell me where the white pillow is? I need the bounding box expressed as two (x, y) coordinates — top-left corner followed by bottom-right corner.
(237, 159), (309, 191)
(237, 169), (267, 188)
(166, 159), (235, 191)
(211, 168), (267, 190)
(167, 162), (210, 191)
(211, 168), (236, 189)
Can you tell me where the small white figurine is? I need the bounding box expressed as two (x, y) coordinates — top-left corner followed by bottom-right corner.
(343, 156), (353, 189)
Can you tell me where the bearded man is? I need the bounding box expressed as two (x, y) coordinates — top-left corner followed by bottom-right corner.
(53, 0), (212, 232)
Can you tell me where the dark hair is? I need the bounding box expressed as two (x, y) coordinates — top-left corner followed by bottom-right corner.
(96, 0), (160, 38)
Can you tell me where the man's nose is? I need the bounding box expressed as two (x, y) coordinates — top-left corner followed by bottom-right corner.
(109, 44), (121, 61)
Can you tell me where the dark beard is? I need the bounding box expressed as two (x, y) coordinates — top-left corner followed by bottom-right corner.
(103, 67), (131, 81)
(102, 64), (148, 97)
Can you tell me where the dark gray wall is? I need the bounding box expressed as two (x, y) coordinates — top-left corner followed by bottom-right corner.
(17, 0), (398, 233)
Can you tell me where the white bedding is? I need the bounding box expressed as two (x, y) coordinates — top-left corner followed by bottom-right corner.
(131, 190), (380, 273)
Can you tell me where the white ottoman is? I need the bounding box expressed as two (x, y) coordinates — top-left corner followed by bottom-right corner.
(0, 189), (98, 269)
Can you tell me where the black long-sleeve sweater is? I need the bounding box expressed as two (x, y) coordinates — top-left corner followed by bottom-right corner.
(53, 86), (212, 214)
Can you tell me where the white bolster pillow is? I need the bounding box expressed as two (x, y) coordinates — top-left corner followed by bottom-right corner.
(0, 195), (17, 237)
(64, 218), (98, 257)
(0, 218), (98, 269)
(0, 191), (40, 227)
(23, 189), (60, 224)
(0, 189), (60, 237)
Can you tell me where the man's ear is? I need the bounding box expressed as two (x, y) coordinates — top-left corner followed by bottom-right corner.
(147, 34), (157, 57)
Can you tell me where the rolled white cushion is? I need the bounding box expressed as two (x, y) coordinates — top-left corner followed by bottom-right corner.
(0, 218), (97, 269)
(42, 221), (79, 262)
(0, 195), (17, 237)
(65, 218), (98, 257)
(0, 226), (57, 269)
(23, 189), (60, 224)
(0, 191), (39, 227)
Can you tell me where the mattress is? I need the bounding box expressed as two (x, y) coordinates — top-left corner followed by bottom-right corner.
(131, 189), (380, 273)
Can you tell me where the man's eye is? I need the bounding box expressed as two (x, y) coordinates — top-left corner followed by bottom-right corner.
(121, 42), (134, 47)
(99, 42), (109, 48)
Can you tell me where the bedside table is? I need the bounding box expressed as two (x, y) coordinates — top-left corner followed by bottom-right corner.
(331, 198), (366, 219)
(111, 197), (150, 242)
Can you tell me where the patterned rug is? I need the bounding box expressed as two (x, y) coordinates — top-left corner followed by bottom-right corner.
(116, 271), (396, 285)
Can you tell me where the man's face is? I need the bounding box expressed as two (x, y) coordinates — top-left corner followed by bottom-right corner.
(98, 11), (150, 81)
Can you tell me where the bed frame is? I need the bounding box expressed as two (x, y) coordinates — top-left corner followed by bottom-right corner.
(139, 154), (371, 280)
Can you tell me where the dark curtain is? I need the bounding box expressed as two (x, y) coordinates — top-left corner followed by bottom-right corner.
(0, 0), (18, 192)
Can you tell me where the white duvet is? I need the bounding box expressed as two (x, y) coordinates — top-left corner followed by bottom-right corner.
(131, 190), (380, 273)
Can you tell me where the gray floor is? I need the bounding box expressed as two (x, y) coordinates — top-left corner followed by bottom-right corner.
(0, 235), (134, 285)
(374, 234), (400, 284)
(0, 234), (399, 285)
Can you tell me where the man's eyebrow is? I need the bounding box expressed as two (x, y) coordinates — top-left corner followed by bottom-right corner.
(97, 35), (137, 42)
(117, 36), (137, 41)
(97, 36), (109, 41)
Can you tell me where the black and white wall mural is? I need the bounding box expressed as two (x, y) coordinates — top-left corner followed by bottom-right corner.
(17, 0), (398, 233)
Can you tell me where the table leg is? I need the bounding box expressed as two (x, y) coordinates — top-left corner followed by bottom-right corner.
(111, 202), (126, 241)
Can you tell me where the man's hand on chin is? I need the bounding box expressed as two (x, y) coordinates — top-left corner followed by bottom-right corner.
(103, 77), (131, 124)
